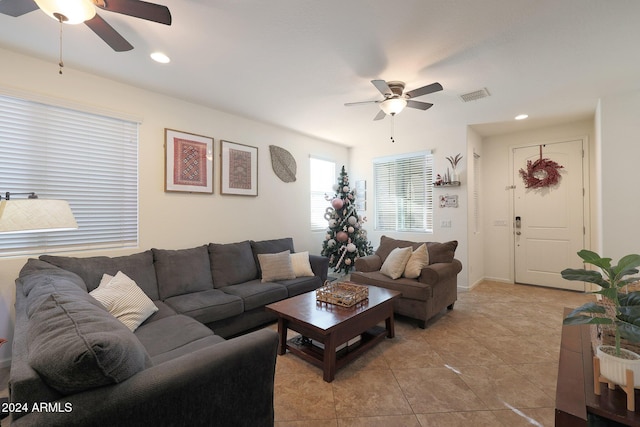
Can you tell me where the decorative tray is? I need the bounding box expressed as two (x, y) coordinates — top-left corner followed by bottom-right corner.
(316, 281), (369, 307)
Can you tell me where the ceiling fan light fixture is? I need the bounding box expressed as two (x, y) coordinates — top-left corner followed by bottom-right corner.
(380, 98), (407, 116)
(150, 52), (171, 64)
(34, 0), (96, 24)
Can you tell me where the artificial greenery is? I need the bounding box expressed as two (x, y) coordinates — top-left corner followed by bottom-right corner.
(562, 250), (640, 356)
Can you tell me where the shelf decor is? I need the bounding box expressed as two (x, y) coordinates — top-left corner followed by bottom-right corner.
(220, 140), (258, 196)
(164, 129), (213, 194)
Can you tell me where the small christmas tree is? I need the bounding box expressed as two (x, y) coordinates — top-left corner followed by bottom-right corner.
(321, 166), (373, 274)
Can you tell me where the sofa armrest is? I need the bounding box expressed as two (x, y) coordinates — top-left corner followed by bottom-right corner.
(309, 254), (329, 283)
(418, 259), (463, 285)
(11, 329), (279, 427)
(354, 254), (382, 272)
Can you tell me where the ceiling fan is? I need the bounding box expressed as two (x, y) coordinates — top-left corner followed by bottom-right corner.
(345, 79), (443, 121)
(0, 0), (172, 52)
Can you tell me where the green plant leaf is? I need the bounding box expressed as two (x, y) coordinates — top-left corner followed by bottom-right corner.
(561, 268), (608, 287)
(577, 249), (612, 269)
(616, 321), (640, 343)
(566, 301), (606, 317)
(612, 254), (640, 281)
(563, 315), (612, 325)
(619, 291), (640, 306)
(596, 287), (618, 300)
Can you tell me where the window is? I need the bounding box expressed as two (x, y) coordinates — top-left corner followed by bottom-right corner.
(310, 157), (336, 230)
(0, 93), (139, 256)
(373, 151), (433, 232)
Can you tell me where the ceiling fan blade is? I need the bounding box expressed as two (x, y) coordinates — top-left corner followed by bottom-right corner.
(95, 0), (171, 25)
(373, 110), (386, 121)
(85, 14), (133, 51)
(0, 0), (38, 17)
(406, 100), (434, 110)
(344, 100), (380, 107)
(371, 80), (393, 97)
(405, 82), (443, 99)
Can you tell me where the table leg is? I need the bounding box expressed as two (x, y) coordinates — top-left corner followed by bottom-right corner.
(277, 318), (288, 355)
(385, 312), (395, 338)
(323, 333), (338, 382)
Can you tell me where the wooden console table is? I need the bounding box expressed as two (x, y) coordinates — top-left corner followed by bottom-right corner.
(556, 308), (640, 426)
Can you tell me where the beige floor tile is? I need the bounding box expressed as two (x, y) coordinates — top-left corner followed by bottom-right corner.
(274, 373), (336, 421)
(378, 335), (446, 369)
(427, 334), (504, 367)
(393, 367), (488, 413)
(510, 362), (559, 398)
(491, 406), (556, 427)
(456, 364), (554, 410)
(337, 415), (422, 427)
(415, 410), (504, 426)
(332, 369), (413, 418)
(276, 420), (338, 427)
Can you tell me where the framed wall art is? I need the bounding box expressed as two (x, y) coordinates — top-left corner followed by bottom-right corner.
(165, 129), (214, 193)
(220, 140), (258, 196)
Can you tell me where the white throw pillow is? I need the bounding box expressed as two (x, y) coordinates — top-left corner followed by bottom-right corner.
(290, 251), (315, 277)
(403, 243), (430, 279)
(258, 250), (296, 282)
(380, 246), (413, 279)
(90, 271), (158, 332)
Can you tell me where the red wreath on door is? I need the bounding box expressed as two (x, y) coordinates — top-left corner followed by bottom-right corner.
(518, 145), (564, 189)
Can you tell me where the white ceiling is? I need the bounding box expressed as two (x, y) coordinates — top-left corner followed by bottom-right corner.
(1, 0), (639, 147)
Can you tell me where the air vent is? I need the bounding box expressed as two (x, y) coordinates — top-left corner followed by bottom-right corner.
(459, 88), (490, 102)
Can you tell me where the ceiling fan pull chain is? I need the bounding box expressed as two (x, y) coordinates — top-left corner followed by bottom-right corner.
(58, 16), (64, 74)
(390, 115), (395, 143)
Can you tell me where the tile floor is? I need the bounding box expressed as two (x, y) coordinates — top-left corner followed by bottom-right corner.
(271, 280), (593, 427)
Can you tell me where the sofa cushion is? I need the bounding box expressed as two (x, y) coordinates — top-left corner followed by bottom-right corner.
(350, 271), (432, 301)
(27, 293), (151, 395)
(90, 272), (158, 331)
(375, 235), (417, 264)
(380, 247), (413, 279)
(208, 240), (258, 288)
(258, 250), (296, 282)
(251, 237), (295, 274)
(221, 280), (288, 311)
(403, 244), (430, 279)
(427, 240), (458, 264)
(275, 276), (323, 297)
(153, 246), (214, 299)
(163, 289), (244, 324)
(134, 314), (218, 358)
(40, 251), (159, 299)
(18, 259), (100, 318)
(290, 251), (315, 277)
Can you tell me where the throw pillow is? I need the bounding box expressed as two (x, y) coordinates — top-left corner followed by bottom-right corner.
(257, 250), (296, 282)
(90, 271), (158, 332)
(28, 293), (151, 395)
(403, 243), (430, 279)
(290, 251), (314, 277)
(380, 246), (413, 279)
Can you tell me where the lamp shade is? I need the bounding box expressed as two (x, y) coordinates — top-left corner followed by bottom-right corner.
(379, 98), (407, 116)
(0, 199), (78, 234)
(34, 0), (96, 24)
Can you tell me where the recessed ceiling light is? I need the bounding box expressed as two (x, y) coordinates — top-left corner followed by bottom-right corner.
(150, 52), (170, 64)
(515, 114), (529, 120)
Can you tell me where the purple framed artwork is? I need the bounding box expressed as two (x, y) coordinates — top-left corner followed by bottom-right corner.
(165, 129), (214, 193)
(220, 140), (258, 196)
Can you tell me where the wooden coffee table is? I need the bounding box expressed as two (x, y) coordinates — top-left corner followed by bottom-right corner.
(265, 284), (401, 382)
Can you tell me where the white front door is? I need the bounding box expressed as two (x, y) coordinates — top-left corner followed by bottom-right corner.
(513, 139), (585, 291)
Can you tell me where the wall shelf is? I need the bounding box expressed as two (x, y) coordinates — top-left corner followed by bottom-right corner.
(434, 181), (461, 187)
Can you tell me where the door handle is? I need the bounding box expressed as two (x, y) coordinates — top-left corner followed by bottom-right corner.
(516, 231), (521, 235)
(515, 216), (521, 229)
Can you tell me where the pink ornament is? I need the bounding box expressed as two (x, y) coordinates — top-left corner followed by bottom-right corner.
(331, 198), (344, 209)
(336, 231), (348, 242)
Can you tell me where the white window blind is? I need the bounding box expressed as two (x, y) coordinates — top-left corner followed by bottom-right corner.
(373, 152), (433, 232)
(310, 157), (336, 231)
(0, 94), (139, 256)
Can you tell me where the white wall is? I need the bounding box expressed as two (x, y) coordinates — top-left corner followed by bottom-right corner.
(0, 48), (349, 364)
(466, 127), (484, 288)
(481, 120), (594, 283)
(598, 89), (640, 260)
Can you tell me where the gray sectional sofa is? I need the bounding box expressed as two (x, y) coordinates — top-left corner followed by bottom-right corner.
(9, 237), (328, 426)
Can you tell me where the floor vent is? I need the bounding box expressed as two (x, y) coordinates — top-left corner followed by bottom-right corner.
(459, 88), (490, 102)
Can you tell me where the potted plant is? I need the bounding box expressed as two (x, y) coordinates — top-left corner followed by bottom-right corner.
(562, 250), (640, 387)
(446, 154), (462, 183)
